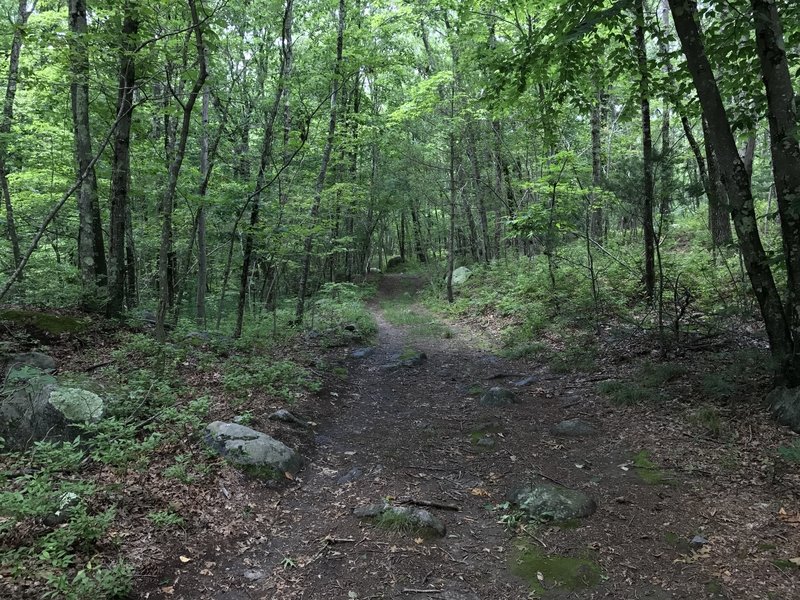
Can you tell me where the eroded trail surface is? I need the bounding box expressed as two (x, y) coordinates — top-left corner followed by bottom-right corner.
(145, 275), (797, 600)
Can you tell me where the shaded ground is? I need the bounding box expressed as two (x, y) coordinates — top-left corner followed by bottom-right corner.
(136, 274), (799, 600)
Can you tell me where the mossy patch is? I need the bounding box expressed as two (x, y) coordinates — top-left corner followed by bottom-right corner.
(664, 531), (692, 553)
(511, 543), (602, 593)
(633, 450), (673, 485)
(598, 380), (650, 406)
(0, 309), (88, 335)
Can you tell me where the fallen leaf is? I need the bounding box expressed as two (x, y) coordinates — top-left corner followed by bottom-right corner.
(179, 555), (191, 563)
(284, 471), (295, 480)
(161, 586), (175, 595)
(414, 537), (424, 544)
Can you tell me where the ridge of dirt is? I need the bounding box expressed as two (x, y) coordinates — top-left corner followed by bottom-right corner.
(135, 274), (800, 600)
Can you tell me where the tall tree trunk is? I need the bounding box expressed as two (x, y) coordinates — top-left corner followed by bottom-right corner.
(668, 0), (798, 385)
(465, 124), (490, 262)
(155, 0), (208, 341)
(235, 0), (293, 337)
(196, 89), (209, 326)
(701, 117), (733, 247)
(295, 0), (345, 322)
(446, 89), (457, 304)
(635, 0), (656, 302)
(751, 0), (800, 333)
(0, 0), (33, 276)
(107, 1), (138, 316)
(69, 0), (107, 300)
(590, 87), (603, 239)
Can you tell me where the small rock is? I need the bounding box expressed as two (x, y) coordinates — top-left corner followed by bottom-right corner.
(382, 349), (427, 369)
(337, 467), (363, 484)
(43, 491), (80, 527)
(353, 501), (446, 537)
(550, 418), (597, 437)
(476, 436), (496, 448)
(268, 409), (308, 428)
(509, 480), (597, 522)
(513, 375), (538, 387)
(242, 569), (266, 582)
(479, 387), (516, 407)
(350, 347), (375, 359)
(690, 535), (708, 548)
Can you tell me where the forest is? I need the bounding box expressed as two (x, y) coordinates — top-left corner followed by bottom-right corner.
(1, 0), (800, 598)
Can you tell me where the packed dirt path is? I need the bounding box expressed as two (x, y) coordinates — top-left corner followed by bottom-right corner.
(141, 274), (797, 600)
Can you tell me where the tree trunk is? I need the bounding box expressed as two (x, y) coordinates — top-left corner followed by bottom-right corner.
(69, 0), (107, 300)
(669, 0), (798, 385)
(635, 0), (656, 302)
(235, 0), (293, 337)
(590, 88), (603, 239)
(196, 88), (209, 326)
(0, 0), (33, 276)
(155, 0), (208, 341)
(751, 0), (800, 333)
(295, 0), (345, 322)
(701, 117), (733, 247)
(107, 1), (138, 316)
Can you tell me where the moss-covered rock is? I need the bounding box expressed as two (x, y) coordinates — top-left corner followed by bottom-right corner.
(0, 309), (88, 335)
(508, 480), (597, 522)
(767, 386), (800, 433)
(204, 421), (303, 479)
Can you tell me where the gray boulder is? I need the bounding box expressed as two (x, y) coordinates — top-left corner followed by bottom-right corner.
(0, 366), (104, 451)
(3, 352), (56, 376)
(479, 387), (516, 407)
(550, 419), (596, 437)
(767, 386), (800, 433)
(354, 501), (446, 537)
(450, 266), (472, 286)
(509, 480), (597, 522)
(204, 421), (302, 479)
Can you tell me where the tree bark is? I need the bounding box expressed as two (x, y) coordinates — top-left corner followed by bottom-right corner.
(669, 0), (798, 385)
(155, 0), (208, 341)
(196, 87), (209, 326)
(69, 0), (107, 300)
(235, 0), (294, 337)
(635, 0), (656, 302)
(0, 0), (33, 276)
(107, 1), (138, 316)
(701, 116), (733, 247)
(295, 0), (345, 322)
(751, 0), (800, 333)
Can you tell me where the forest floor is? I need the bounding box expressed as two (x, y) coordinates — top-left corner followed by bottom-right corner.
(130, 273), (800, 600)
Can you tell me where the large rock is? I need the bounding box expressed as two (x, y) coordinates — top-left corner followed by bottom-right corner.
(0, 365), (104, 451)
(386, 256), (405, 271)
(479, 387), (516, 407)
(204, 421), (303, 479)
(354, 501), (446, 537)
(767, 386), (800, 432)
(0, 309), (88, 336)
(2, 352), (56, 376)
(509, 481), (597, 522)
(450, 266), (472, 286)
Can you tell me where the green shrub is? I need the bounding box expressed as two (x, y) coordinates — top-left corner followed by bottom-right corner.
(598, 380), (651, 405)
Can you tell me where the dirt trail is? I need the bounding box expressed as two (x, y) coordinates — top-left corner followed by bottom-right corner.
(141, 274), (796, 600)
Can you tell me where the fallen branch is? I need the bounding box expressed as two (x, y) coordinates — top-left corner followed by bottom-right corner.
(402, 590), (442, 595)
(397, 498), (461, 512)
